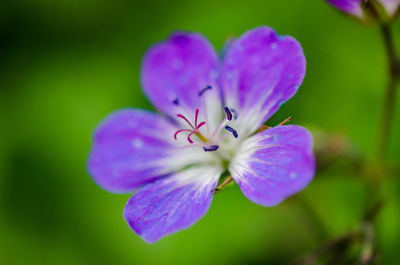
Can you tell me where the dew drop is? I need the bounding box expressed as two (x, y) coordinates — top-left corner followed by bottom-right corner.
(210, 69), (219, 80)
(129, 120), (137, 128)
(226, 71), (234, 80)
(132, 138), (144, 149)
(172, 59), (183, 70)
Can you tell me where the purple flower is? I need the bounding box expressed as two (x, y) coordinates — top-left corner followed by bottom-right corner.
(379, 0), (400, 17)
(326, 0), (400, 19)
(87, 27), (315, 243)
(327, 0), (365, 18)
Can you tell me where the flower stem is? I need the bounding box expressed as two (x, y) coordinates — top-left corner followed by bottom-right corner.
(294, 201), (384, 265)
(377, 23), (399, 161)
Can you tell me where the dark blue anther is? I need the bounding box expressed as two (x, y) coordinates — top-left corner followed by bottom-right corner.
(198, 85), (212, 96)
(230, 108), (238, 120)
(225, 126), (238, 138)
(224, 107), (232, 121)
(172, 98), (179, 105)
(203, 145), (219, 152)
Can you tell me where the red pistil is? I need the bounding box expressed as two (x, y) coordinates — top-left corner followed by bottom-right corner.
(174, 129), (193, 140)
(176, 114), (195, 130)
(174, 108), (206, 143)
(196, 121), (206, 129)
(187, 131), (196, 144)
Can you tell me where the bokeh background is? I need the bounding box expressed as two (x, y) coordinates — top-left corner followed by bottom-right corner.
(1, 0), (400, 264)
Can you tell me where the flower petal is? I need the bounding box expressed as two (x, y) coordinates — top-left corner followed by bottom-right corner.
(221, 27), (306, 136)
(123, 166), (222, 243)
(378, 0), (400, 17)
(229, 125), (315, 207)
(141, 32), (221, 122)
(326, 0), (364, 18)
(87, 109), (176, 194)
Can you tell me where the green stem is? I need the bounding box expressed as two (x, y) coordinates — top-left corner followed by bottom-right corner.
(377, 24), (399, 161)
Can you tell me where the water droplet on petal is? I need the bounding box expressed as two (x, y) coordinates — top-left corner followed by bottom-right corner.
(211, 69), (219, 80)
(129, 120), (137, 128)
(226, 71), (234, 80)
(132, 138), (144, 149)
(172, 59), (183, 70)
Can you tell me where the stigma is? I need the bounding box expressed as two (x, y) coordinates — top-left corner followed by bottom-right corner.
(172, 87), (239, 152)
(174, 108), (207, 144)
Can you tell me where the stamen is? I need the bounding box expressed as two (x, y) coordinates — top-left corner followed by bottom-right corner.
(224, 107), (232, 121)
(230, 108), (238, 120)
(177, 114), (195, 130)
(211, 117), (229, 138)
(203, 145), (219, 152)
(172, 98), (179, 105)
(198, 85), (212, 96)
(174, 129), (192, 140)
(225, 126), (238, 138)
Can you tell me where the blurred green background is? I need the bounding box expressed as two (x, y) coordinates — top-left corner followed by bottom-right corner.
(1, 0), (399, 264)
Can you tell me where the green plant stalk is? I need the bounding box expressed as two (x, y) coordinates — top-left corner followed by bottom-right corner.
(377, 23), (399, 161)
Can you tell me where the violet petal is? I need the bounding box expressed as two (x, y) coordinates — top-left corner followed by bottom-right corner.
(141, 32), (220, 118)
(378, 0), (400, 17)
(326, 0), (364, 18)
(221, 27), (306, 133)
(230, 125), (315, 207)
(87, 109), (175, 194)
(123, 166), (221, 243)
